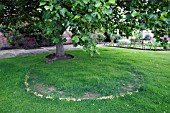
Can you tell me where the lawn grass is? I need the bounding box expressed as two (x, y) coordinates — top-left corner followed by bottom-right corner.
(0, 47), (170, 113)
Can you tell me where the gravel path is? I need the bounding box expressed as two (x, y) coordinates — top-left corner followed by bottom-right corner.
(0, 44), (103, 59)
(0, 45), (82, 59)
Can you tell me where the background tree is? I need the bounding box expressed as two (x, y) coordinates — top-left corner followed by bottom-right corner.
(0, 0), (45, 46)
(0, 0), (41, 25)
(116, 0), (170, 47)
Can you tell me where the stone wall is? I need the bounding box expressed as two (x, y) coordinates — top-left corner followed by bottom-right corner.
(0, 32), (10, 49)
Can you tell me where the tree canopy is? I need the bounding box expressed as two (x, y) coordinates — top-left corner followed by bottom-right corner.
(0, 0), (169, 56)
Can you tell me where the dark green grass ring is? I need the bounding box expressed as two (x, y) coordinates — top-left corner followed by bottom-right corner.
(24, 67), (144, 101)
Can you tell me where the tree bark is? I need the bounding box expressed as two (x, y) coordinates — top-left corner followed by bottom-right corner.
(56, 42), (65, 57)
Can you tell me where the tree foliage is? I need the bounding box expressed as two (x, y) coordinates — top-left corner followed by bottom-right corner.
(0, 0), (41, 25)
(0, 0), (44, 41)
(116, 0), (170, 42)
(0, 0), (169, 56)
(38, 0), (119, 56)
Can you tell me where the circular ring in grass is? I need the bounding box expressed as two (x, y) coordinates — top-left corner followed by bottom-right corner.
(25, 63), (144, 101)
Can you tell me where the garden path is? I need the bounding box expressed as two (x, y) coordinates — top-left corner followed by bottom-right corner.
(0, 44), (103, 58)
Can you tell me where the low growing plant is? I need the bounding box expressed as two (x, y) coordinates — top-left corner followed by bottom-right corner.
(148, 42), (153, 49)
(160, 35), (170, 49)
(92, 32), (106, 44)
(118, 39), (131, 47)
(152, 42), (160, 50)
(114, 34), (122, 42)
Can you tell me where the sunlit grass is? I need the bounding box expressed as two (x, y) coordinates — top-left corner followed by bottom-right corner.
(0, 47), (170, 113)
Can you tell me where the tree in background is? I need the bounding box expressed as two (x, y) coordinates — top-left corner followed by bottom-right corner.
(0, 0), (46, 48)
(116, 0), (170, 48)
(0, 0), (41, 25)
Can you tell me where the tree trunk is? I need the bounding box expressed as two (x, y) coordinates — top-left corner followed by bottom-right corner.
(56, 42), (64, 57)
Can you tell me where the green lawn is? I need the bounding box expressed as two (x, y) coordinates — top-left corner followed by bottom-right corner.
(0, 47), (170, 113)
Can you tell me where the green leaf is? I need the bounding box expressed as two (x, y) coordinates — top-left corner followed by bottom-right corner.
(40, 1), (46, 6)
(91, 12), (98, 17)
(62, 38), (67, 42)
(46, 29), (53, 34)
(85, 14), (92, 21)
(66, 21), (70, 27)
(73, 15), (81, 20)
(104, 9), (112, 15)
(44, 6), (53, 11)
(95, 2), (101, 7)
(73, 43), (78, 47)
(161, 11), (168, 17)
(140, 23), (146, 29)
(82, 36), (87, 42)
(109, 0), (116, 4)
(43, 10), (50, 20)
(101, 18), (106, 22)
(131, 10), (139, 17)
(160, 15), (165, 21)
(0, 2), (5, 11)
(53, 38), (60, 43)
(130, 7), (135, 11)
(81, 17), (87, 22)
(54, 13), (60, 20)
(60, 8), (67, 17)
(105, 2), (111, 7)
(83, 0), (89, 4)
(88, 9), (92, 12)
(149, 13), (156, 19)
(72, 36), (79, 43)
(97, 13), (101, 19)
(126, 13), (131, 20)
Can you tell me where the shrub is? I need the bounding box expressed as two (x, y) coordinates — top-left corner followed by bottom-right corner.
(152, 41), (161, 49)
(118, 39), (131, 46)
(115, 34), (122, 41)
(91, 32), (106, 43)
(110, 34), (122, 43)
(0, 23), (54, 48)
